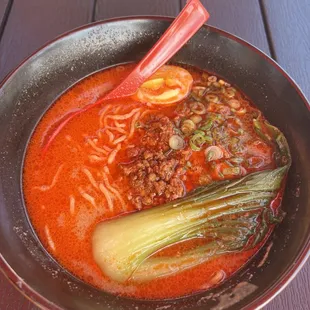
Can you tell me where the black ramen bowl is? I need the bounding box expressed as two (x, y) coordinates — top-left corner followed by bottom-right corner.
(0, 17), (309, 310)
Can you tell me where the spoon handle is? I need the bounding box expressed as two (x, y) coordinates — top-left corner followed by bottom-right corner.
(42, 1), (209, 154)
(105, 0), (209, 100)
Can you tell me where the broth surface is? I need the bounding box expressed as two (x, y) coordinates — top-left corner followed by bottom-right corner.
(24, 64), (277, 299)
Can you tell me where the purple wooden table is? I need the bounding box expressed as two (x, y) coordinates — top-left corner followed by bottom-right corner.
(0, 0), (309, 309)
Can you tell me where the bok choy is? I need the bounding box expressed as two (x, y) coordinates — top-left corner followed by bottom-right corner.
(92, 166), (288, 283)
(253, 118), (291, 167)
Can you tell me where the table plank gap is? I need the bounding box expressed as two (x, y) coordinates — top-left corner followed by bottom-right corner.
(181, 0), (270, 55)
(258, 0), (277, 60)
(0, 0), (95, 82)
(92, 0), (98, 22)
(0, 0), (13, 43)
(95, 0), (180, 20)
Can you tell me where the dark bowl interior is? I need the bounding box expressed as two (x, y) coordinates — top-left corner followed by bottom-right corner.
(0, 18), (310, 310)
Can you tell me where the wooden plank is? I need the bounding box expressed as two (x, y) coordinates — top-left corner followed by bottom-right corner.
(95, 0), (180, 20)
(0, 0), (94, 307)
(265, 260), (310, 310)
(261, 2), (310, 308)
(262, 0), (310, 100)
(0, 0), (95, 81)
(181, 0), (270, 55)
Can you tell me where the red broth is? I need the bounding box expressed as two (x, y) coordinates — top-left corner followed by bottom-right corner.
(23, 64), (278, 299)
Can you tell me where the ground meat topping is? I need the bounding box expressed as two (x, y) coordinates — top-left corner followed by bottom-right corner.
(121, 150), (187, 210)
(120, 114), (191, 209)
(140, 114), (175, 151)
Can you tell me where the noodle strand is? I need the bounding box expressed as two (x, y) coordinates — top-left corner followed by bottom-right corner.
(69, 195), (75, 215)
(88, 155), (106, 163)
(113, 135), (126, 145)
(105, 126), (127, 134)
(87, 139), (109, 154)
(129, 112), (141, 138)
(102, 171), (126, 211)
(82, 168), (99, 190)
(45, 225), (56, 252)
(34, 164), (64, 192)
(114, 120), (126, 128)
(108, 144), (121, 164)
(108, 108), (140, 120)
(99, 183), (114, 211)
(106, 130), (114, 143)
(99, 104), (112, 127)
(78, 187), (97, 208)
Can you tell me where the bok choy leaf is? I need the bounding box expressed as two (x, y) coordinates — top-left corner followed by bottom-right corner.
(253, 118), (291, 167)
(92, 166), (288, 283)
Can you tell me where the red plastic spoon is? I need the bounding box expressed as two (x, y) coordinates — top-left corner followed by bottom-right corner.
(43, 0), (209, 153)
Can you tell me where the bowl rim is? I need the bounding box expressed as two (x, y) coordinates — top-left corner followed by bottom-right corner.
(0, 15), (310, 310)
